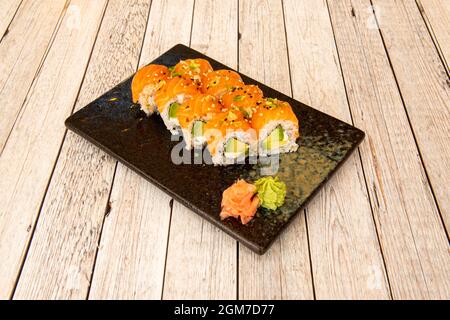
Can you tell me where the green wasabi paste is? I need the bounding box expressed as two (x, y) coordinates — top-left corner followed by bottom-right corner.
(254, 176), (286, 210)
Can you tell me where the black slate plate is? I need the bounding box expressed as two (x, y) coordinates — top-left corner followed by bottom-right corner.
(65, 44), (365, 254)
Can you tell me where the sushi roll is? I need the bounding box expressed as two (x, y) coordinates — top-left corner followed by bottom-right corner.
(221, 85), (263, 118)
(131, 64), (170, 115)
(201, 70), (244, 99)
(251, 98), (299, 156)
(176, 94), (223, 149)
(171, 58), (213, 84)
(154, 75), (200, 134)
(204, 110), (257, 165)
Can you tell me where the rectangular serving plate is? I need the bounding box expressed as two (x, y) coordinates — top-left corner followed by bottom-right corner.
(65, 44), (365, 254)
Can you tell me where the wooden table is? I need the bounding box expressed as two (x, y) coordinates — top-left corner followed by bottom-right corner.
(0, 0), (448, 300)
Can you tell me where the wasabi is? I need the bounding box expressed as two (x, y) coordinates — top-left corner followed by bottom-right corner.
(254, 176), (287, 210)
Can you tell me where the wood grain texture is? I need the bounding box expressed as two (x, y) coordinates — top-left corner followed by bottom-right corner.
(328, 0), (450, 299)
(164, 203), (237, 299)
(0, 0), (67, 152)
(89, 0), (195, 299)
(238, 0), (313, 300)
(372, 0), (450, 235)
(0, 0), (23, 40)
(162, 0), (238, 300)
(283, 0), (390, 299)
(3, 0), (447, 300)
(12, 0), (150, 299)
(88, 167), (171, 299)
(416, 0), (450, 72)
(0, 0), (107, 300)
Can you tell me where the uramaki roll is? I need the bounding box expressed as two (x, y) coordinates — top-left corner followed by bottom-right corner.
(251, 98), (299, 156)
(131, 64), (169, 115)
(154, 75), (200, 134)
(176, 94), (223, 149)
(204, 110), (257, 165)
(201, 70), (244, 99)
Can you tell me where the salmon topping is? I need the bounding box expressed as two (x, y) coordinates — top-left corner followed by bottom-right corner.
(221, 85), (263, 118)
(172, 58), (213, 83)
(201, 70), (244, 98)
(251, 98), (299, 137)
(203, 110), (252, 155)
(131, 64), (170, 103)
(176, 94), (222, 129)
(153, 75), (200, 113)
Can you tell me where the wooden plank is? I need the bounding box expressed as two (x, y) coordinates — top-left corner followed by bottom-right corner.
(164, 203), (237, 299)
(416, 0), (450, 71)
(89, 0), (195, 299)
(162, 0), (238, 300)
(238, 0), (313, 300)
(12, 0), (150, 299)
(0, 0), (67, 152)
(88, 167), (172, 299)
(0, 0), (23, 40)
(372, 0), (450, 235)
(0, 0), (107, 299)
(283, 0), (390, 299)
(328, 0), (450, 299)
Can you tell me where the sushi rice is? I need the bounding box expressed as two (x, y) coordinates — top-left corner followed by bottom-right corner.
(137, 80), (165, 115)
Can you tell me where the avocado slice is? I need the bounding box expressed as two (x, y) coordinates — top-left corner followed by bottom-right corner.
(262, 126), (287, 150)
(191, 120), (205, 138)
(168, 102), (180, 119)
(225, 138), (249, 158)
